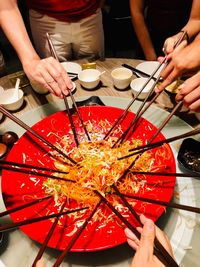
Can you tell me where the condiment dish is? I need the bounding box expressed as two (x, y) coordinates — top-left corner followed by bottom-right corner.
(177, 138), (200, 174)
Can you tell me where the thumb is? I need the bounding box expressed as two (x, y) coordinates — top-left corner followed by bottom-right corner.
(139, 219), (155, 259)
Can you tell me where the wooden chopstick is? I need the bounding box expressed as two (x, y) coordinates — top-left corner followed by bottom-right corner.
(53, 200), (102, 267)
(0, 164), (72, 182)
(95, 190), (178, 267)
(112, 32), (188, 146)
(130, 170), (200, 179)
(0, 105), (76, 164)
(0, 160), (69, 175)
(113, 62), (166, 147)
(148, 101), (183, 144)
(0, 207), (88, 233)
(0, 196), (52, 218)
(46, 33), (80, 146)
(46, 33), (91, 143)
(32, 197), (69, 267)
(119, 127), (200, 160)
(63, 93), (79, 146)
(111, 184), (179, 267)
(104, 62), (165, 141)
(46, 33), (59, 61)
(121, 193), (200, 214)
(122, 63), (158, 81)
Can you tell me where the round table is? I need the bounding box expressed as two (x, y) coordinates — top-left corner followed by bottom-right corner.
(0, 58), (199, 267)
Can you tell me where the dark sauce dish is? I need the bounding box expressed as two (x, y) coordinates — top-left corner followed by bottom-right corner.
(177, 138), (200, 174)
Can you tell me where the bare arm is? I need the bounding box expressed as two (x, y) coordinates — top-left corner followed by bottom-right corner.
(130, 0), (156, 60)
(162, 0), (200, 55)
(0, 0), (72, 97)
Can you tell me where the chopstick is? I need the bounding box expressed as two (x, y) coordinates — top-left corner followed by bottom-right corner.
(122, 63), (158, 81)
(95, 190), (178, 267)
(0, 207), (88, 233)
(53, 200), (102, 267)
(121, 193), (200, 214)
(119, 127), (200, 160)
(0, 160), (69, 175)
(0, 196), (52, 218)
(63, 94), (79, 146)
(46, 33), (59, 61)
(113, 61), (166, 147)
(0, 105), (76, 165)
(104, 62), (165, 141)
(147, 101), (183, 144)
(110, 32), (188, 145)
(130, 170), (200, 179)
(32, 197), (69, 267)
(46, 33), (91, 143)
(112, 184), (180, 266)
(0, 164), (72, 182)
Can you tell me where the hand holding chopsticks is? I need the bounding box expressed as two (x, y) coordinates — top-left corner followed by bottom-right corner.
(46, 33), (91, 145)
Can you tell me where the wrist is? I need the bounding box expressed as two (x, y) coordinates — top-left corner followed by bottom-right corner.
(179, 30), (190, 44)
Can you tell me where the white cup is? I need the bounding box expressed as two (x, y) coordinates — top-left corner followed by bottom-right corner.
(111, 67), (132, 90)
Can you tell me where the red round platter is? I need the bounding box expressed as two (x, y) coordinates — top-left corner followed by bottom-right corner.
(1, 106), (176, 252)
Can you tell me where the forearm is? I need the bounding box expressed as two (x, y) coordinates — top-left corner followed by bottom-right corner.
(181, 0), (200, 40)
(130, 0), (156, 60)
(0, 0), (40, 67)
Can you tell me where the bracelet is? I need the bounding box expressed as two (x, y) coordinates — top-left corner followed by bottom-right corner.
(179, 30), (190, 43)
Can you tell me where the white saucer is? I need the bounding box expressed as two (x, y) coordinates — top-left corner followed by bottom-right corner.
(61, 62), (82, 75)
(136, 61), (164, 78)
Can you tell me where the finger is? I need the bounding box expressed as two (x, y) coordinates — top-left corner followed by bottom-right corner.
(41, 58), (72, 97)
(156, 69), (179, 93)
(183, 88), (200, 108)
(35, 259), (45, 267)
(124, 228), (140, 250)
(189, 98), (200, 112)
(138, 215), (155, 258)
(127, 238), (139, 251)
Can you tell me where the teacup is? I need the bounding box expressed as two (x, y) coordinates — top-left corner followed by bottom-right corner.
(111, 67), (132, 90)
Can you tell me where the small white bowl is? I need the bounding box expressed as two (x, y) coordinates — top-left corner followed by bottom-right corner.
(0, 88), (24, 111)
(78, 69), (101, 89)
(31, 81), (49, 94)
(111, 67), (132, 90)
(130, 77), (155, 100)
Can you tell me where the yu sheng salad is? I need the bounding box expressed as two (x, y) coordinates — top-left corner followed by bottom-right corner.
(43, 117), (171, 228)
(40, 115), (170, 230)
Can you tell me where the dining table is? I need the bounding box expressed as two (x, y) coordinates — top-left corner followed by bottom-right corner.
(0, 57), (199, 267)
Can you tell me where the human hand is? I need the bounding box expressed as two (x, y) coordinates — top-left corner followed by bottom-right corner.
(156, 38), (200, 93)
(124, 214), (174, 267)
(176, 72), (200, 112)
(35, 259), (45, 267)
(23, 57), (73, 98)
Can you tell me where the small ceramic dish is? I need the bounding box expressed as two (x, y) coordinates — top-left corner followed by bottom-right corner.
(164, 79), (183, 95)
(78, 69), (102, 89)
(135, 61), (163, 79)
(177, 138), (200, 174)
(61, 62), (82, 75)
(0, 88), (24, 111)
(130, 77), (155, 100)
